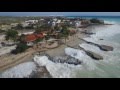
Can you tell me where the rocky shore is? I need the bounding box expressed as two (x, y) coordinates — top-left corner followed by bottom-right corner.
(80, 38), (114, 51)
(29, 66), (52, 78)
(0, 23), (115, 78)
(45, 54), (82, 65)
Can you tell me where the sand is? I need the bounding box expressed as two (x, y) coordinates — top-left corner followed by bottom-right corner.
(0, 27), (89, 72)
(46, 30), (87, 57)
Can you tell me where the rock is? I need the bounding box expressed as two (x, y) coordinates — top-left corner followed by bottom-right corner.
(85, 50), (103, 60)
(81, 31), (95, 35)
(51, 56), (82, 65)
(90, 18), (104, 24)
(99, 45), (113, 51)
(104, 24), (114, 25)
(66, 56), (82, 65)
(80, 39), (113, 51)
(29, 66), (52, 78)
(99, 39), (104, 40)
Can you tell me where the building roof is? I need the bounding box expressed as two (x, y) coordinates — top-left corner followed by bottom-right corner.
(25, 34), (37, 42)
(35, 33), (44, 38)
(24, 33), (44, 42)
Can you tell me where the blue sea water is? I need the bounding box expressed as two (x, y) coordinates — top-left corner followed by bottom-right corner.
(75, 16), (120, 78)
(64, 16), (120, 78)
(67, 16), (120, 23)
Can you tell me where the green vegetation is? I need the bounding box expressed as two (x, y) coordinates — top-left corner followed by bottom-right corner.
(35, 38), (43, 43)
(19, 34), (26, 42)
(90, 18), (104, 24)
(54, 25), (62, 31)
(35, 26), (43, 33)
(11, 43), (28, 54)
(0, 29), (5, 33)
(14, 24), (23, 30)
(5, 29), (18, 42)
(61, 26), (70, 44)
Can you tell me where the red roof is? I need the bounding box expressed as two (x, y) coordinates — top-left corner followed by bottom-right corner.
(24, 33), (44, 42)
(25, 34), (37, 42)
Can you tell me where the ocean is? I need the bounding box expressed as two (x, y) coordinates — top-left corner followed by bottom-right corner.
(1, 16), (120, 78)
(73, 16), (120, 78)
(46, 16), (120, 78)
(32, 17), (120, 78)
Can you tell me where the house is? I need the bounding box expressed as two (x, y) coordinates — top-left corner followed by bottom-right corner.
(21, 22), (30, 28)
(22, 33), (45, 46)
(25, 20), (38, 24)
(11, 23), (19, 27)
(56, 20), (61, 24)
(75, 21), (81, 27)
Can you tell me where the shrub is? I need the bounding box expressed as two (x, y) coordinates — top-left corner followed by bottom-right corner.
(35, 38), (43, 43)
(11, 43), (28, 54)
(90, 18), (104, 24)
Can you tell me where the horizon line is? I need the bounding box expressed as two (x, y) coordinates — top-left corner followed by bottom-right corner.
(0, 15), (120, 17)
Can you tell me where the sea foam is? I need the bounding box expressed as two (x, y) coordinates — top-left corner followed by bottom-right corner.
(1, 62), (37, 78)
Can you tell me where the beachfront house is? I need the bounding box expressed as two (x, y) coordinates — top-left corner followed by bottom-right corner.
(75, 21), (81, 27)
(22, 33), (44, 46)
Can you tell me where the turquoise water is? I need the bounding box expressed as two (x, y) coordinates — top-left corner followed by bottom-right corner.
(76, 17), (120, 78)
(107, 33), (120, 43)
(67, 16), (120, 23)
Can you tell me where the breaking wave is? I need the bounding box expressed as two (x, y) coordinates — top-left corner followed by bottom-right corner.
(1, 62), (37, 78)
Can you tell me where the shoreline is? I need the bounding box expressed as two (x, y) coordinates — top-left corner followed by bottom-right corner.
(0, 24), (100, 77)
(0, 27), (88, 72)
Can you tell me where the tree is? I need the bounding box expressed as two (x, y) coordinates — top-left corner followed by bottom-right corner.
(61, 26), (70, 44)
(15, 24), (23, 30)
(34, 26), (43, 33)
(11, 43), (28, 54)
(19, 34), (25, 42)
(5, 29), (18, 43)
(54, 25), (61, 31)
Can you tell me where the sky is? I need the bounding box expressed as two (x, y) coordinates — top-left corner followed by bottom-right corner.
(0, 12), (120, 16)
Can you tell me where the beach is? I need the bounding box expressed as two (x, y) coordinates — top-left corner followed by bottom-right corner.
(46, 30), (87, 57)
(1, 17), (120, 78)
(0, 24), (107, 78)
(0, 27), (88, 72)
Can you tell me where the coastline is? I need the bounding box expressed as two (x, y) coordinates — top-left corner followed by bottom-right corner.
(0, 27), (89, 72)
(1, 24), (110, 78)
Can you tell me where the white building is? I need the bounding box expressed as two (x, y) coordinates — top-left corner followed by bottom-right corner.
(52, 21), (56, 27)
(21, 22), (29, 27)
(75, 21), (81, 27)
(53, 18), (57, 22)
(10, 23), (19, 27)
(25, 20), (38, 24)
(56, 20), (61, 24)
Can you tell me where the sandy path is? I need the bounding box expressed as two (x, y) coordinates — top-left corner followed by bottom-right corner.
(0, 48), (35, 72)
